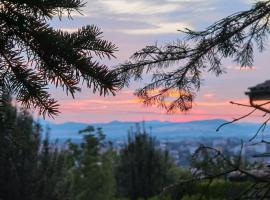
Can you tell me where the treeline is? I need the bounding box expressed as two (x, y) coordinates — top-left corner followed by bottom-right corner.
(0, 97), (252, 200)
(0, 96), (179, 200)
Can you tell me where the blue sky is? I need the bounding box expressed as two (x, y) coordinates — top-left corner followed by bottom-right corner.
(46, 0), (270, 123)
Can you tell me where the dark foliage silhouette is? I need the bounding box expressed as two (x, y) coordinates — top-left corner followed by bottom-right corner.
(117, 0), (270, 113)
(0, 94), (70, 200)
(116, 125), (175, 200)
(0, 0), (121, 117)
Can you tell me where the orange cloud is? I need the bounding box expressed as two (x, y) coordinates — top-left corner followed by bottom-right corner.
(145, 88), (192, 98)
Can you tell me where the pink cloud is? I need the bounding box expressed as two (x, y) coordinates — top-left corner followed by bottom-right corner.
(227, 65), (256, 71)
(48, 93), (257, 123)
(203, 93), (215, 98)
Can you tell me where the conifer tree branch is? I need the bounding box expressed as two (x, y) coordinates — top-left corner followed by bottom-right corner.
(117, 0), (270, 113)
(0, 0), (121, 116)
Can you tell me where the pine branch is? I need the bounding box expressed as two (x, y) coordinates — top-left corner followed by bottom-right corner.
(117, 0), (270, 113)
(0, 0), (121, 116)
(0, 0), (85, 18)
(0, 48), (59, 117)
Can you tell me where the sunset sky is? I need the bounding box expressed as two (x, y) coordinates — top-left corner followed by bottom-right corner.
(46, 0), (270, 123)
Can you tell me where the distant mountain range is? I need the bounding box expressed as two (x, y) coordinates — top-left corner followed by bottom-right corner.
(39, 119), (268, 142)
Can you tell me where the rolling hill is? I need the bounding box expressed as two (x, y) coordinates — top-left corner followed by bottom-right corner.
(39, 119), (265, 142)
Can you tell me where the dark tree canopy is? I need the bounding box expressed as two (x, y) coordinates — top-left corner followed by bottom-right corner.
(0, 93), (70, 200)
(0, 94), (116, 200)
(117, 0), (270, 113)
(116, 125), (174, 200)
(0, 0), (121, 117)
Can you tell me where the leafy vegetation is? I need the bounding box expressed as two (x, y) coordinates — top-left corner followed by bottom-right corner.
(0, 99), (255, 199)
(0, 93), (69, 200)
(67, 127), (116, 200)
(116, 125), (176, 200)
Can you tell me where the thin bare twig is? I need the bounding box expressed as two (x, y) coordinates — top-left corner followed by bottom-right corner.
(216, 108), (257, 132)
(249, 117), (270, 141)
(230, 101), (253, 107)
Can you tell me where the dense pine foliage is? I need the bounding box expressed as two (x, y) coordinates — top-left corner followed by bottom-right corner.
(0, 0), (121, 117)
